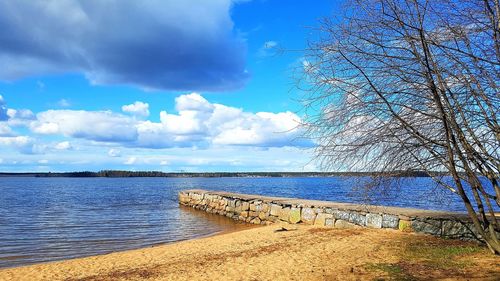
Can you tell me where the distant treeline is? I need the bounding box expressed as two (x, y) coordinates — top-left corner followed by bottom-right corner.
(0, 170), (441, 178)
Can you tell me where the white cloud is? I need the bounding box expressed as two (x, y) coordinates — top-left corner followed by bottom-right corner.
(54, 141), (72, 150)
(0, 123), (13, 136)
(26, 93), (310, 149)
(211, 111), (302, 146)
(6, 108), (36, 126)
(124, 156), (137, 165)
(175, 93), (214, 112)
(108, 148), (121, 157)
(257, 41), (279, 57)
(31, 110), (138, 142)
(264, 41), (278, 48)
(0, 136), (32, 147)
(122, 101), (150, 118)
(0, 135), (41, 154)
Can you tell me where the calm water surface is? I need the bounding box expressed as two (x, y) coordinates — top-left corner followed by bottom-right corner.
(0, 176), (485, 268)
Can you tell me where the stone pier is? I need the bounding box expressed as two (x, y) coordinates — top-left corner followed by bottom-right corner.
(179, 189), (481, 240)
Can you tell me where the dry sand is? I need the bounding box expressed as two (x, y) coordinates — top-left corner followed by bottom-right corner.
(0, 224), (499, 281)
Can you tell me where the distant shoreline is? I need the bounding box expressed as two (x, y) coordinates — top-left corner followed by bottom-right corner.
(0, 170), (439, 178)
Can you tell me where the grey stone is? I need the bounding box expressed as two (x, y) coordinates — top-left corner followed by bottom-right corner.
(348, 212), (366, 226)
(301, 207), (316, 224)
(382, 214), (399, 229)
(442, 220), (476, 239)
(366, 213), (383, 228)
(333, 210), (351, 221)
(325, 218), (335, 227)
(412, 219), (442, 235)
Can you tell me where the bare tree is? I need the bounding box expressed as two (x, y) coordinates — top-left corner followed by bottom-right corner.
(299, 0), (500, 254)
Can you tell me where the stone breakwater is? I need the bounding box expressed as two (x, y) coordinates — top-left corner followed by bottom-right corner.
(179, 189), (481, 240)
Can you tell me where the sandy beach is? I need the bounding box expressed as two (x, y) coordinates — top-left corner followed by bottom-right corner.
(0, 223), (498, 281)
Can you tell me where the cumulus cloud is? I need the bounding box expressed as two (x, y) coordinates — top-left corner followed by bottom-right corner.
(0, 0), (248, 91)
(0, 136), (27, 146)
(27, 93), (309, 149)
(54, 141), (72, 150)
(122, 101), (150, 118)
(31, 110), (138, 142)
(6, 108), (36, 126)
(0, 123), (13, 136)
(0, 135), (38, 154)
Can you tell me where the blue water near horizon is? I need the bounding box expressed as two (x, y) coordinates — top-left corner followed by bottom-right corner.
(0, 176), (495, 268)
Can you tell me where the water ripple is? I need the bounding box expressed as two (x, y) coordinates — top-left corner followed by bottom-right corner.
(0, 176), (494, 268)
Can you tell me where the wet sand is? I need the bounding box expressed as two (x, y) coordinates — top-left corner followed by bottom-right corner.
(0, 224), (498, 281)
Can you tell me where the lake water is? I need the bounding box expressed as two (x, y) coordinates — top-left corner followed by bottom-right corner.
(0, 176), (489, 268)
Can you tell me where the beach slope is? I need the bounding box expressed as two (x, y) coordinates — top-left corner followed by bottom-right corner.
(1, 224), (498, 281)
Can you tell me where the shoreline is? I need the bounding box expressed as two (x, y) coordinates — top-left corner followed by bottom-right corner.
(0, 223), (258, 271)
(0, 206), (258, 270)
(1, 223), (498, 281)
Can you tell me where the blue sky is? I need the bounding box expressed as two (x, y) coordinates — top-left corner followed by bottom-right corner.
(0, 0), (339, 172)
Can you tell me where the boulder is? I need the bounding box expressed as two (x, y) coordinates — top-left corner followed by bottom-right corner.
(366, 213), (383, 228)
(314, 213), (334, 226)
(382, 214), (399, 229)
(334, 219), (358, 229)
(250, 217), (261, 225)
(262, 203), (270, 213)
(241, 201), (250, 211)
(278, 207), (291, 221)
(301, 207), (316, 224)
(412, 219), (442, 235)
(348, 212), (366, 226)
(270, 204), (283, 216)
(398, 219), (412, 232)
(442, 221), (477, 239)
(289, 208), (301, 224)
(333, 210), (350, 221)
(258, 211), (268, 220)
